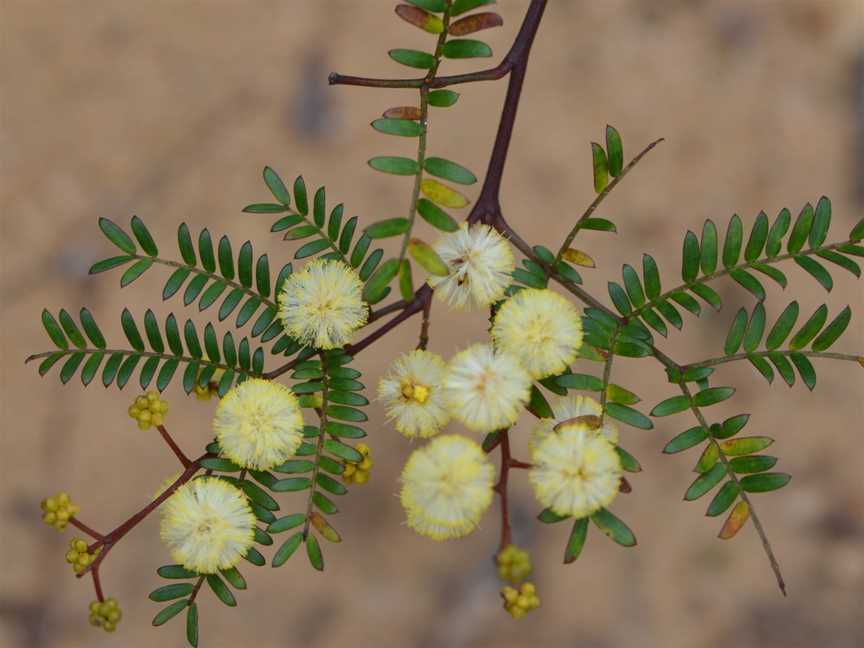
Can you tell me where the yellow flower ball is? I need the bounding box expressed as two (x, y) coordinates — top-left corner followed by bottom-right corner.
(278, 259), (368, 349)
(428, 223), (515, 310)
(159, 477), (255, 574)
(400, 435), (495, 540)
(378, 349), (450, 439)
(442, 344), (531, 434)
(213, 378), (304, 470)
(529, 421), (622, 518)
(491, 288), (583, 379)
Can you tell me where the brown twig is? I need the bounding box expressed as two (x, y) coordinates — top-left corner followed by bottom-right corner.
(69, 517), (104, 541)
(156, 425), (192, 468)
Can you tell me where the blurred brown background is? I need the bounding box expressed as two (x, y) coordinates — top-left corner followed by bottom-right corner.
(2, 1), (863, 647)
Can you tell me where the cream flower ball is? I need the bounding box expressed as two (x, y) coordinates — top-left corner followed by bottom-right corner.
(160, 477), (255, 574)
(441, 344), (532, 434)
(400, 435), (495, 540)
(529, 421), (622, 518)
(491, 288), (583, 379)
(428, 223), (515, 310)
(213, 378), (304, 470)
(278, 259), (368, 349)
(530, 394), (619, 452)
(377, 349), (450, 439)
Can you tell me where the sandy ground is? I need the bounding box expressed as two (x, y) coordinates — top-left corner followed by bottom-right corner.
(2, 1), (863, 647)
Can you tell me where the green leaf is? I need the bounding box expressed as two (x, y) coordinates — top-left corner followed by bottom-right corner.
(622, 264), (645, 308)
(177, 223), (196, 265)
(650, 395), (690, 417)
(216, 236), (235, 280)
(591, 142), (608, 193)
(255, 255), (270, 297)
(693, 386), (735, 407)
(850, 217), (864, 241)
(388, 48), (436, 69)
(41, 310), (67, 349)
(59, 353), (84, 384)
(363, 258), (400, 303)
(152, 600), (189, 627)
(293, 176), (308, 215)
(149, 583), (194, 602)
(442, 39), (492, 59)
(220, 567), (247, 590)
(751, 263), (788, 288)
(407, 0), (447, 12)
(120, 308), (144, 351)
(730, 455), (778, 474)
(615, 446), (642, 472)
(200, 457), (241, 472)
(717, 413), (750, 440)
(690, 283), (721, 310)
(36, 352), (64, 377)
(537, 508), (568, 524)
(416, 198), (458, 232)
(663, 426), (708, 454)
(749, 355), (774, 384)
(143, 309), (164, 352)
(706, 481), (740, 517)
(89, 255), (133, 274)
(722, 214), (743, 268)
(606, 403), (653, 430)
(272, 477), (311, 492)
(324, 438), (363, 462)
(268, 514), (306, 534)
(739, 472), (791, 493)
(198, 229), (215, 272)
(120, 258), (152, 287)
(553, 373), (604, 391)
(810, 196), (831, 248)
(263, 167), (292, 205)
(607, 281), (631, 315)
(789, 304), (828, 350)
(684, 463), (725, 500)
(243, 203), (286, 214)
(789, 352), (816, 390)
(365, 218), (411, 239)
(243, 546), (266, 567)
(605, 125), (623, 177)
(579, 218), (617, 232)
(744, 211), (769, 262)
(811, 306), (851, 351)
(729, 269), (765, 301)
(371, 118), (424, 137)
(743, 303), (766, 353)
(642, 254), (661, 299)
(163, 267), (191, 300)
(724, 307), (747, 355)
(98, 217), (136, 254)
(816, 250), (860, 277)
(681, 231), (700, 282)
(295, 238), (331, 259)
(58, 310), (86, 348)
(427, 89), (459, 107)
(766, 207), (791, 258)
(116, 355), (140, 389)
(271, 534), (303, 571)
(794, 256), (833, 291)
(768, 352), (795, 386)
(368, 156), (420, 175)
(206, 574), (236, 607)
(80, 353), (103, 386)
(186, 602), (198, 648)
(424, 157), (477, 185)
(765, 301), (799, 350)
(306, 534), (324, 571)
(787, 203), (814, 253)
(700, 220), (718, 274)
(590, 508), (636, 547)
(564, 517), (590, 563)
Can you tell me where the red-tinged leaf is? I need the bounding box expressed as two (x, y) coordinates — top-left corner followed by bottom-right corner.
(448, 12), (503, 36)
(383, 106), (422, 120)
(718, 500), (750, 540)
(395, 4), (444, 34)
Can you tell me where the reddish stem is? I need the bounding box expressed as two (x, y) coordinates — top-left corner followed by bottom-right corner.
(492, 430), (514, 551)
(91, 568), (104, 602)
(69, 516), (104, 541)
(79, 453), (212, 578)
(157, 425), (191, 468)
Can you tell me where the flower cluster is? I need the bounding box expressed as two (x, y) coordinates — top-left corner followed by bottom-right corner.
(40, 491), (79, 531)
(342, 443), (373, 484)
(88, 598), (122, 633)
(65, 537), (101, 574)
(501, 582), (540, 619)
(128, 391), (169, 430)
(496, 544), (532, 584)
